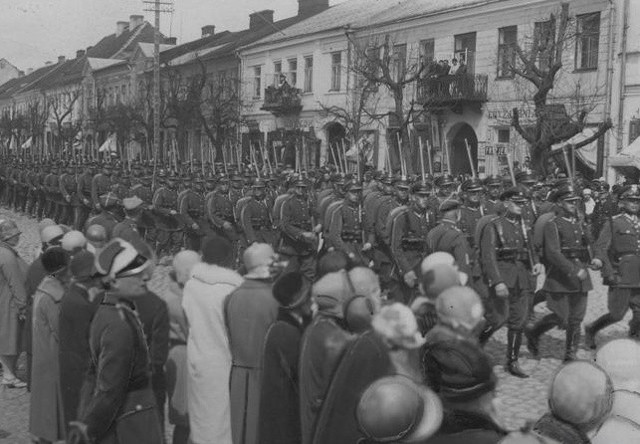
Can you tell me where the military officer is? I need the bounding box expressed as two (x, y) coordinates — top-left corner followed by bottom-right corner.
(112, 196), (146, 243)
(388, 182), (436, 302)
(482, 175), (504, 215)
(151, 173), (182, 257)
(59, 162), (79, 226)
(75, 162), (94, 230)
(478, 187), (542, 378)
(525, 184), (597, 361)
(91, 163), (113, 212)
(586, 184), (640, 347)
(325, 181), (370, 265)
(459, 177), (486, 249)
(239, 179), (278, 247)
(178, 177), (207, 251)
(425, 198), (473, 277)
(278, 178), (318, 281)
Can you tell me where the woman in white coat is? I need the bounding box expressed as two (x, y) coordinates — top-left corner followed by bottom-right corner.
(182, 235), (243, 444)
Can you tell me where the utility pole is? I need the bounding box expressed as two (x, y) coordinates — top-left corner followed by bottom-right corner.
(143, 0), (173, 190)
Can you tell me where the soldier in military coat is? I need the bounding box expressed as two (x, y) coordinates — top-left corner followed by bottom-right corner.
(425, 199), (472, 277)
(240, 179), (278, 247)
(526, 184), (597, 361)
(76, 163), (95, 230)
(325, 181), (370, 266)
(178, 178), (207, 251)
(388, 182), (436, 302)
(477, 187), (542, 378)
(586, 184), (640, 347)
(91, 164), (113, 212)
(278, 179), (318, 281)
(59, 163), (79, 226)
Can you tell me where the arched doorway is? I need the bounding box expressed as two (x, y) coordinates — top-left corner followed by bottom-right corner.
(447, 123), (478, 176)
(326, 122), (346, 166)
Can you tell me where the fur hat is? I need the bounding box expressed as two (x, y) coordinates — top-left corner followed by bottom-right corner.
(372, 303), (425, 350)
(41, 246), (71, 274)
(200, 235), (233, 266)
(95, 238), (152, 279)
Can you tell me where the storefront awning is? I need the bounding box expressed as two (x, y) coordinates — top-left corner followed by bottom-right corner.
(550, 127), (599, 170)
(609, 136), (640, 170)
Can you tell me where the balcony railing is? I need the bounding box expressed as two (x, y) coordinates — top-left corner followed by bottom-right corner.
(416, 74), (488, 110)
(261, 82), (303, 116)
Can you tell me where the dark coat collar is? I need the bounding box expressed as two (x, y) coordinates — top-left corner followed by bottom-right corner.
(439, 410), (506, 436)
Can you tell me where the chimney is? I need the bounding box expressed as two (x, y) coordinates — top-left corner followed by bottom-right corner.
(298, 0), (329, 17)
(129, 14), (144, 30)
(249, 10), (274, 30)
(164, 37), (177, 45)
(116, 21), (129, 36)
(18, 71), (25, 77)
(201, 25), (216, 37)
(76, 49), (85, 59)
(58, 55), (66, 64)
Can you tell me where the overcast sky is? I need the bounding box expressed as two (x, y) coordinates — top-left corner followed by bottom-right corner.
(0, 0), (347, 72)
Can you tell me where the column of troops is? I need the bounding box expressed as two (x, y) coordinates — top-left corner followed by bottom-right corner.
(1, 155), (640, 376)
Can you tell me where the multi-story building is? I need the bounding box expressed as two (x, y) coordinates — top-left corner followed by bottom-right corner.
(240, 0), (635, 179)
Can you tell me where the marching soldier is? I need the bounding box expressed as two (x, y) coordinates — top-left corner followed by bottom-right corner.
(112, 196), (146, 243)
(59, 162), (79, 226)
(586, 184), (640, 348)
(49, 163), (63, 221)
(84, 193), (122, 239)
(178, 177), (207, 251)
(483, 175), (504, 215)
(91, 163), (113, 212)
(525, 184), (596, 361)
(151, 172), (182, 257)
(388, 182), (436, 302)
(425, 198), (472, 277)
(477, 187), (542, 378)
(278, 178), (318, 281)
(76, 163), (95, 230)
(459, 177), (486, 249)
(325, 181), (370, 265)
(239, 179), (278, 247)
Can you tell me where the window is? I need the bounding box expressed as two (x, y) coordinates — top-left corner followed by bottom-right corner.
(288, 58), (298, 87)
(303, 56), (313, 93)
(454, 32), (476, 73)
(497, 26), (517, 78)
(253, 66), (261, 98)
(330, 52), (341, 91)
(497, 128), (511, 143)
(273, 61), (282, 86)
(420, 39), (435, 67)
(392, 44), (407, 82)
(534, 20), (553, 71)
(576, 13), (600, 70)
(630, 118), (640, 144)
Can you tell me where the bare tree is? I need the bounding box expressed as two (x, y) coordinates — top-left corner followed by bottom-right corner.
(347, 32), (426, 173)
(508, 3), (612, 174)
(48, 87), (82, 156)
(25, 96), (49, 158)
(0, 108), (26, 155)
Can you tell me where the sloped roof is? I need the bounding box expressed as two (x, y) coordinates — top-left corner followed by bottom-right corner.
(87, 21), (164, 59)
(0, 63), (61, 100)
(247, 0), (499, 48)
(29, 57), (87, 90)
(200, 14), (310, 61)
(158, 31), (232, 63)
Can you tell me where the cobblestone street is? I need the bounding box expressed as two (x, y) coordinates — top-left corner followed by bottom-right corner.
(0, 209), (631, 442)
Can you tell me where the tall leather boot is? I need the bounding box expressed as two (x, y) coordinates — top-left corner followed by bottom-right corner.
(479, 323), (499, 347)
(506, 329), (529, 378)
(564, 323), (581, 362)
(525, 313), (559, 358)
(585, 314), (616, 349)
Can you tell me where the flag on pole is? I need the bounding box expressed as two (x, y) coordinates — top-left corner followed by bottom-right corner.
(98, 133), (117, 153)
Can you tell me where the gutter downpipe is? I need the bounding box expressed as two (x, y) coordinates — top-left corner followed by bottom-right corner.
(602, 0), (616, 179)
(614, 0), (629, 181)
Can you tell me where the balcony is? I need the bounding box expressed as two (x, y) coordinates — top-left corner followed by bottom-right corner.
(261, 76), (302, 116)
(416, 74), (488, 113)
